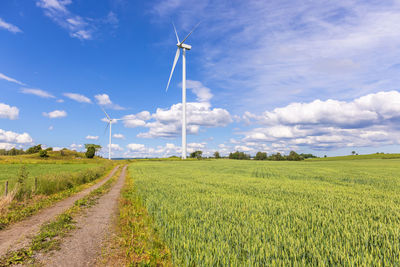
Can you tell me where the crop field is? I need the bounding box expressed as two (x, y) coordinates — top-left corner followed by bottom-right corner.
(0, 163), (100, 194)
(129, 159), (400, 265)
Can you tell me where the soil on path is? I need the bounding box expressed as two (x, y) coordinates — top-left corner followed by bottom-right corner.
(38, 165), (127, 267)
(0, 165), (120, 258)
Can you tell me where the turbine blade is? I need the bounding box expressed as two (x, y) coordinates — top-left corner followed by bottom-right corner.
(173, 23), (180, 43)
(104, 122), (110, 135)
(99, 105), (111, 120)
(166, 48), (180, 92)
(180, 21), (202, 44)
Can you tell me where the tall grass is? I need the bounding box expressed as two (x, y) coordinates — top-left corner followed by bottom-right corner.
(36, 166), (106, 195)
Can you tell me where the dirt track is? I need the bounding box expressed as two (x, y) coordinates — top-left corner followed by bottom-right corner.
(38, 165), (127, 266)
(0, 165), (120, 258)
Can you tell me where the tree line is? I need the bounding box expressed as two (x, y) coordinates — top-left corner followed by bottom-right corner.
(190, 150), (317, 160)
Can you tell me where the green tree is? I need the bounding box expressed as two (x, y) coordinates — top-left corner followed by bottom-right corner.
(85, 144), (101, 156)
(190, 150), (203, 159)
(85, 146), (96, 158)
(26, 144), (42, 154)
(255, 152), (267, 160)
(287, 151), (303, 161)
(214, 151), (221, 159)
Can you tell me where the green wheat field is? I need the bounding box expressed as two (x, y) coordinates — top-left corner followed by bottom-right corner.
(130, 159), (400, 265)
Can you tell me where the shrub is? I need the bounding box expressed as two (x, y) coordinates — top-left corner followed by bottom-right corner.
(39, 150), (49, 158)
(15, 165), (31, 201)
(26, 144), (42, 154)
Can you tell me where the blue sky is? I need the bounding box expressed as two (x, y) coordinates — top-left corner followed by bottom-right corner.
(1, 0), (400, 158)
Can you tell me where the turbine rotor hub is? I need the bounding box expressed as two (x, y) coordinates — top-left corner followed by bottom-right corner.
(177, 43), (192, 50)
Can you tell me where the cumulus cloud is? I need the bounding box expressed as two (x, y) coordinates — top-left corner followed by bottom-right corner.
(138, 102), (231, 138)
(70, 143), (83, 150)
(21, 88), (55, 98)
(0, 18), (22, 33)
(0, 103), (19, 120)
(63, 93), (91, 103)
(108, 143), (123, 151)
(86, 135), (99, 140)
(127, 143), (145, 151)
(239, 91), (400, 151)
(186, 80), (213, 103)
(113, 133), (124, 139)
(0, 129), (33, 144)
(43, 110), (67, 118)
(0, 73), (25, 86)
(95, 94), (124, 110)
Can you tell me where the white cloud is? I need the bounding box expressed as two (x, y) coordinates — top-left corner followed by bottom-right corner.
(0, 143), (16, 150)
(138, 102), (231, 138)
(0, 103), (19, 120)
(113, 133), (124, 139)
(0, 73), (25, 86)
(186, 80), (213, 103)
(57, 99), (64, 103)
(0, 18), (22, 33)
(108, 143), (123, 151)
(94, 94), (125, 110)
(49, 126), (54, 130)
(239, 91), (400, 151)
(36, 0), (118, 40)
(36, 0), (92, 40)
(127, 143), (145, 151)
(70, 143), (83, 150)
(0, 129), (33, 144)
(86, 135), (99, 140)
(43, 110), (67, 118)
(63, 93), (91, 103)
(21, 88), (55, 98)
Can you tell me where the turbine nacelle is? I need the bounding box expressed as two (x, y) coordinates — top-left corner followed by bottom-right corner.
(177, 43), (191, 50)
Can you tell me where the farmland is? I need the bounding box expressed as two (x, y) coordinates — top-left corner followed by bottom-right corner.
(129, 159), (400, 265)
(0, 163), (100, 194)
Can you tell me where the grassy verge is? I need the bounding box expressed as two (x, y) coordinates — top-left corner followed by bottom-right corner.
(0, 165), (123, 266)
(99, 167), (171, 266)
(0, 164), (115, 230)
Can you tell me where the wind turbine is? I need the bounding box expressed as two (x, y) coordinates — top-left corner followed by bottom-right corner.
(101, 107), (127, 160)
(165, 22), (201, 160)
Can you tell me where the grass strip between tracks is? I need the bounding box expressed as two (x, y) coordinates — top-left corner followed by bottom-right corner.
(0, 165), (123, 266)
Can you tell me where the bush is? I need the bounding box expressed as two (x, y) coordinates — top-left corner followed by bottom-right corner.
(39, 150), (49, 158)
(15, 165), (31, 201)
(286, 151), (303, 161)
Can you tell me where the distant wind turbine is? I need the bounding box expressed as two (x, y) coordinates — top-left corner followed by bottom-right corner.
(165, 22), (201, 160)
(101, 107), (127, 160)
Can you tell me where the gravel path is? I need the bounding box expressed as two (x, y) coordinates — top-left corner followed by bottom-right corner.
(0, 165), (120, 258)
(39, 165), (127, 267)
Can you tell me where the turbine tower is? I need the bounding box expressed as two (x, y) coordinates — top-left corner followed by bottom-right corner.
(101, 107), (127, 160)
(165, 22), (200, 160)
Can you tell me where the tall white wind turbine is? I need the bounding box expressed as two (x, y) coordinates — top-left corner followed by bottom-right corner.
(101, 107), (127, 160)
(165, 22), (200, 159)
